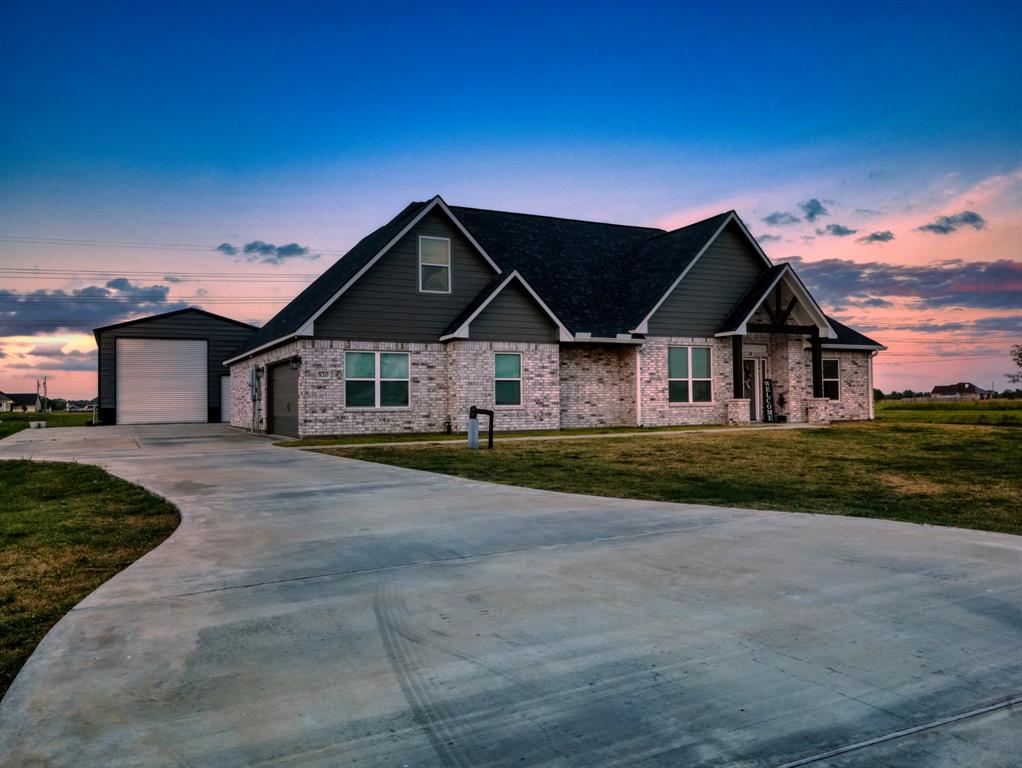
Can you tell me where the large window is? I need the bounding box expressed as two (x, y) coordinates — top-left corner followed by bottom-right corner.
(668, 346), (712, 403)
(494, 352), (522, 406)
(344, 351), (409, 408)
(419, 236), (451, 293)
(822, 359), (840, 400)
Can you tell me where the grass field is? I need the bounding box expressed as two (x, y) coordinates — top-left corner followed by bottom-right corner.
(328, 420), (1021, 535)
(875, 398), (1022, 425)
(0, 460), (179, 698)
(0, 411), (93, 440)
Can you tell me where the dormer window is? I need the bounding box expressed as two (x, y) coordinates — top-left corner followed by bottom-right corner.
(419, 236), (451, 293)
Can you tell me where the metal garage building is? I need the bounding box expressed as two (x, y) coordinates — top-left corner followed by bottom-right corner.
(94, 308), (256, 425)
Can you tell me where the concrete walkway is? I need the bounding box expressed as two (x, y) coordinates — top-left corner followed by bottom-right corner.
(0, 424), (1019, 767)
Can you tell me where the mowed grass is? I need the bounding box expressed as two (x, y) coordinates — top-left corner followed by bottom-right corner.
(0, 460), (179, 698)
(276, 423), (727, 447)
(328, 422), (1021, 535)
(876, 398), (1022, 426)
(0, 411), (93, 440)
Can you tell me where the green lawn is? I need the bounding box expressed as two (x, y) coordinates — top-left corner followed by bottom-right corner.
(0, 460), (179, 698)
(327, 421), (1021, 535)
(0, 411), (93, 440)
(276, 422), (729, 447)
(876, 399), (1022, 426)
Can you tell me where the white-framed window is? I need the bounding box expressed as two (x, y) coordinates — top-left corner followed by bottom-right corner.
(668, 346), (712, 403)
(419, 236), (451, 293)
(344, 351), (409, 408)
(822, 358), (840, 400)
(494, 352), (522, 406)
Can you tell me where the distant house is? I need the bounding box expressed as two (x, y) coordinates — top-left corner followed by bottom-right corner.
(931, 382), (990, 400)
(7, 393), (42, 412)
(0, 392), (12, 412)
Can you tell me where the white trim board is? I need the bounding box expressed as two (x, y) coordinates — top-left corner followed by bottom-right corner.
(439, 270), (573, 343)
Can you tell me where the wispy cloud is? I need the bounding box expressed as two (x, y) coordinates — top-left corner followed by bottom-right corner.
(757, 233), (782, 243)
(787, 257), (1022, 310)
(857, 230), (895, 244)
(215, 240), (318, 265)
(800, 198), (829, 223)
(15, 344), (98, 371)
(762, 211), (800, 226)
(816, 224), (858, 237)
(917, 210), (987, 235)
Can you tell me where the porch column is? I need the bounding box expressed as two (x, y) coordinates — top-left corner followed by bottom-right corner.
(810, 326), (823, 398)
(731, 335), (744, 399)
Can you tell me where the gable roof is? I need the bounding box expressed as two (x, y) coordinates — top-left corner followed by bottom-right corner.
(715, 262), (834, 338)
(226, 196), (880, 361)
(439, 270), (572, 342)
(822, 317), (885, 350)
(93, 306), (256, 342)
(931, 382), (987, 395)
(0, 391), (12, 402)
(7, 393), (39, 406)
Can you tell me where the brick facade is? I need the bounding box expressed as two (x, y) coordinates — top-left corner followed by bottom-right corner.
(559, 345), (636, 428)
(229, 335), (873, 436)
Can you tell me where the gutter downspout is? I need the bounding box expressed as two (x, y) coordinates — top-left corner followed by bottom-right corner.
(635, 345), (643, 427)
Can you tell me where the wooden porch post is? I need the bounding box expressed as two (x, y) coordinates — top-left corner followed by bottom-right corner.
(731, 335), (744, 399)
(810, 327), (823, 398)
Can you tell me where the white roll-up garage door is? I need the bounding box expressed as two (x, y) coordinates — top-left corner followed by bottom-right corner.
(116, 338), (207, 424)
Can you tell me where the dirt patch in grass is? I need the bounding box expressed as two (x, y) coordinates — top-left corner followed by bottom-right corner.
(0, 460), (179, 699)
(326, 422), (1021, 535)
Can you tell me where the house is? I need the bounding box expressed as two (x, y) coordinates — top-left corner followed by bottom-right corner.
(224, 196), (885, 438)
(931, 382), (990, 400)
(0, 392), (12, 412)
(7, 393), (41, 413)
(93, 308), (257, 425)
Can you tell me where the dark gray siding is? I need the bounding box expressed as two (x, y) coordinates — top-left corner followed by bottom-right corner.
(647, 221), (767, 337)
(97, 310), (255, 423)
(469, 281), (559, 342)
(314, 208), (497, 341)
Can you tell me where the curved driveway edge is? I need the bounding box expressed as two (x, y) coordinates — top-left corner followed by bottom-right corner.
(1, 424), (1020, 767)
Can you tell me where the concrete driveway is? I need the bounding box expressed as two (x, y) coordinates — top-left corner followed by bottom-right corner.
(0, 424), (1019, 767)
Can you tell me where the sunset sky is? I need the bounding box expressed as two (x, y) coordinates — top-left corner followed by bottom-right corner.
(2, 1), (1020, 399)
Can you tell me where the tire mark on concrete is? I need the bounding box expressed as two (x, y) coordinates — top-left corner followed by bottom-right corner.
(373, 588), (473, 767)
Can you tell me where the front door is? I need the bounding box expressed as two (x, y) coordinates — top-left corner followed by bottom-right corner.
(268, 361), (299, 437)
(743, 358), (766, 421)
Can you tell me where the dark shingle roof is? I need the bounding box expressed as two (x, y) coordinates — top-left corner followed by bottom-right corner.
(931, 382), (987, 395)
(450, 206), (666, 336)
(824, 317), (885, 349)
(7, 393), (39, 406)
(231, 201), (427, 357)
(229, 197), (879, 357)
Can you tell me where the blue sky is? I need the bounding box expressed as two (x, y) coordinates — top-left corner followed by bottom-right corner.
(1, 1), (1020, 395)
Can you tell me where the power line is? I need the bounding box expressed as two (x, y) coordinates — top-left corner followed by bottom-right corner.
(0, 235), (350, 255)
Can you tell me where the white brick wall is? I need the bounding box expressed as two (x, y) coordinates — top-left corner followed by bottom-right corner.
(638, 337), (733, 426)
(228, 334), (873, 435)
(446, 341), (560, 432)
(559, 345), (637, 428)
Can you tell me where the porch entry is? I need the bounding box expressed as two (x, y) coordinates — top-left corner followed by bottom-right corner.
(742, 358), (767, 421)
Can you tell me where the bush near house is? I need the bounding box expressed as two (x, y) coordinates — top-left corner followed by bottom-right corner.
(0, 461), (179, 698)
